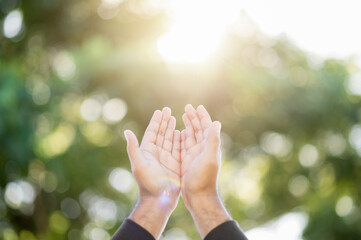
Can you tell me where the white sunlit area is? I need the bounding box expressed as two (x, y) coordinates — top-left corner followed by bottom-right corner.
(156, 0), (241, 63)
(246, 212), (308, 240)
(155, 0), (361, 66)
(2, 9), (24, 39)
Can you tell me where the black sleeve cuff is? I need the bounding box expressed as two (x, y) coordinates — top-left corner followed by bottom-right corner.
(204, 220), (248, 240)
(111, 218), (155, 240)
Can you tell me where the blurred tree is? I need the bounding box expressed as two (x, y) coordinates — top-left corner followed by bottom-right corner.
(0, 0), (361, 239)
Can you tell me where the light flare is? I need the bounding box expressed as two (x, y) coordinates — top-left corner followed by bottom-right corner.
(157, 0), (241, 63)
(157, 177), (181, 209)
(163, 176), (181, 188)
(159, 191), (171, 208)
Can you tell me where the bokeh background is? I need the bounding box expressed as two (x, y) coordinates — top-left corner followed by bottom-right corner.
(1, 0), (361, 239)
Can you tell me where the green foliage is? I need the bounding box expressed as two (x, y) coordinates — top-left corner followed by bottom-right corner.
(1, 0), (361, 239)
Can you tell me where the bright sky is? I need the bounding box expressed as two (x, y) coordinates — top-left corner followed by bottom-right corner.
(157, 0), (242, 63)
(241, 0), (361, 61)
(157, 0), (361, 65)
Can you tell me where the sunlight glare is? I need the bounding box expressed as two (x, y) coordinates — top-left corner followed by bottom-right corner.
(246, 212), (308, 240)
(3, 10), (23, 39)
(108, 168), (134, 193)
(157, 0), (241, 63)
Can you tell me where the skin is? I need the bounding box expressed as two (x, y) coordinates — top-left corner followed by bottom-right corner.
(124, 107), (181, 239)
(181, 104), (231, 238)
(123, 105), (231, 239)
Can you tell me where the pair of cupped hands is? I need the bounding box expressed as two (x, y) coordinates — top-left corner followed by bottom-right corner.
(124, 104), (226, 238)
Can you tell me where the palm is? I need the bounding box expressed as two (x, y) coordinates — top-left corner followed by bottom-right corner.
(138, 143), (180, 197)
(180, 105), (221, 196)
(181, 139), (205, 177)
(125, 108), (181, 210)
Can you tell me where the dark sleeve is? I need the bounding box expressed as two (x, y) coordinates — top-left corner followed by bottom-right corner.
(111, 218), (155, 240)
(204, 220), (248, 240)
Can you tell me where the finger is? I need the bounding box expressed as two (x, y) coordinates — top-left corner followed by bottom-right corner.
(207, 121), (221, 139)
(180, 130), (193, 177)
(156, 107), (171, 147)
(141, 110), (162, 146)
(172, 130), (181, 162)
(182, 113), (196, 149)
(180, 130), (187, 161)
(185, 104), (203, 143)
(163, 116), (176, 152)
(197, 105), (212, 133)
(124, 130), (140, 165)
(205, 121), (222, 156)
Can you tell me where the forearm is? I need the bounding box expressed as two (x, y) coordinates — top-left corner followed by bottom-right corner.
(129, 198), (172, 239)
(187, 194), (231, 238)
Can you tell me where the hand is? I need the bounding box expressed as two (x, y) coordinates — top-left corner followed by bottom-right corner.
(124, 107), (181, 238)
(180, 104), (231, 238)
(180, 104), (221, 206)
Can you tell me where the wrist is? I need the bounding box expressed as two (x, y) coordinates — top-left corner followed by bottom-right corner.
(187, 193), (226, 215)
(129, 196), (173, 239)
(183, 191), (218, 211)
(139, 192), (176, 214)
(185, 193), (231, 238)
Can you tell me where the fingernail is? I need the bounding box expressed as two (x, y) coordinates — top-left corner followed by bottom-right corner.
(162, 106), (171, 112)
(185, 104), (193, 110)
(214, 121), (221, 130)
(124, 130), (129, 140)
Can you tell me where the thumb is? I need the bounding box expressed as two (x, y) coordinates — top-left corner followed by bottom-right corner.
(124, 130), (140, 164)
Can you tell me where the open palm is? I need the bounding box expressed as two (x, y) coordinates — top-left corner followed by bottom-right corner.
(125, 108), (181, 211)
(180, 105), (222, 206)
